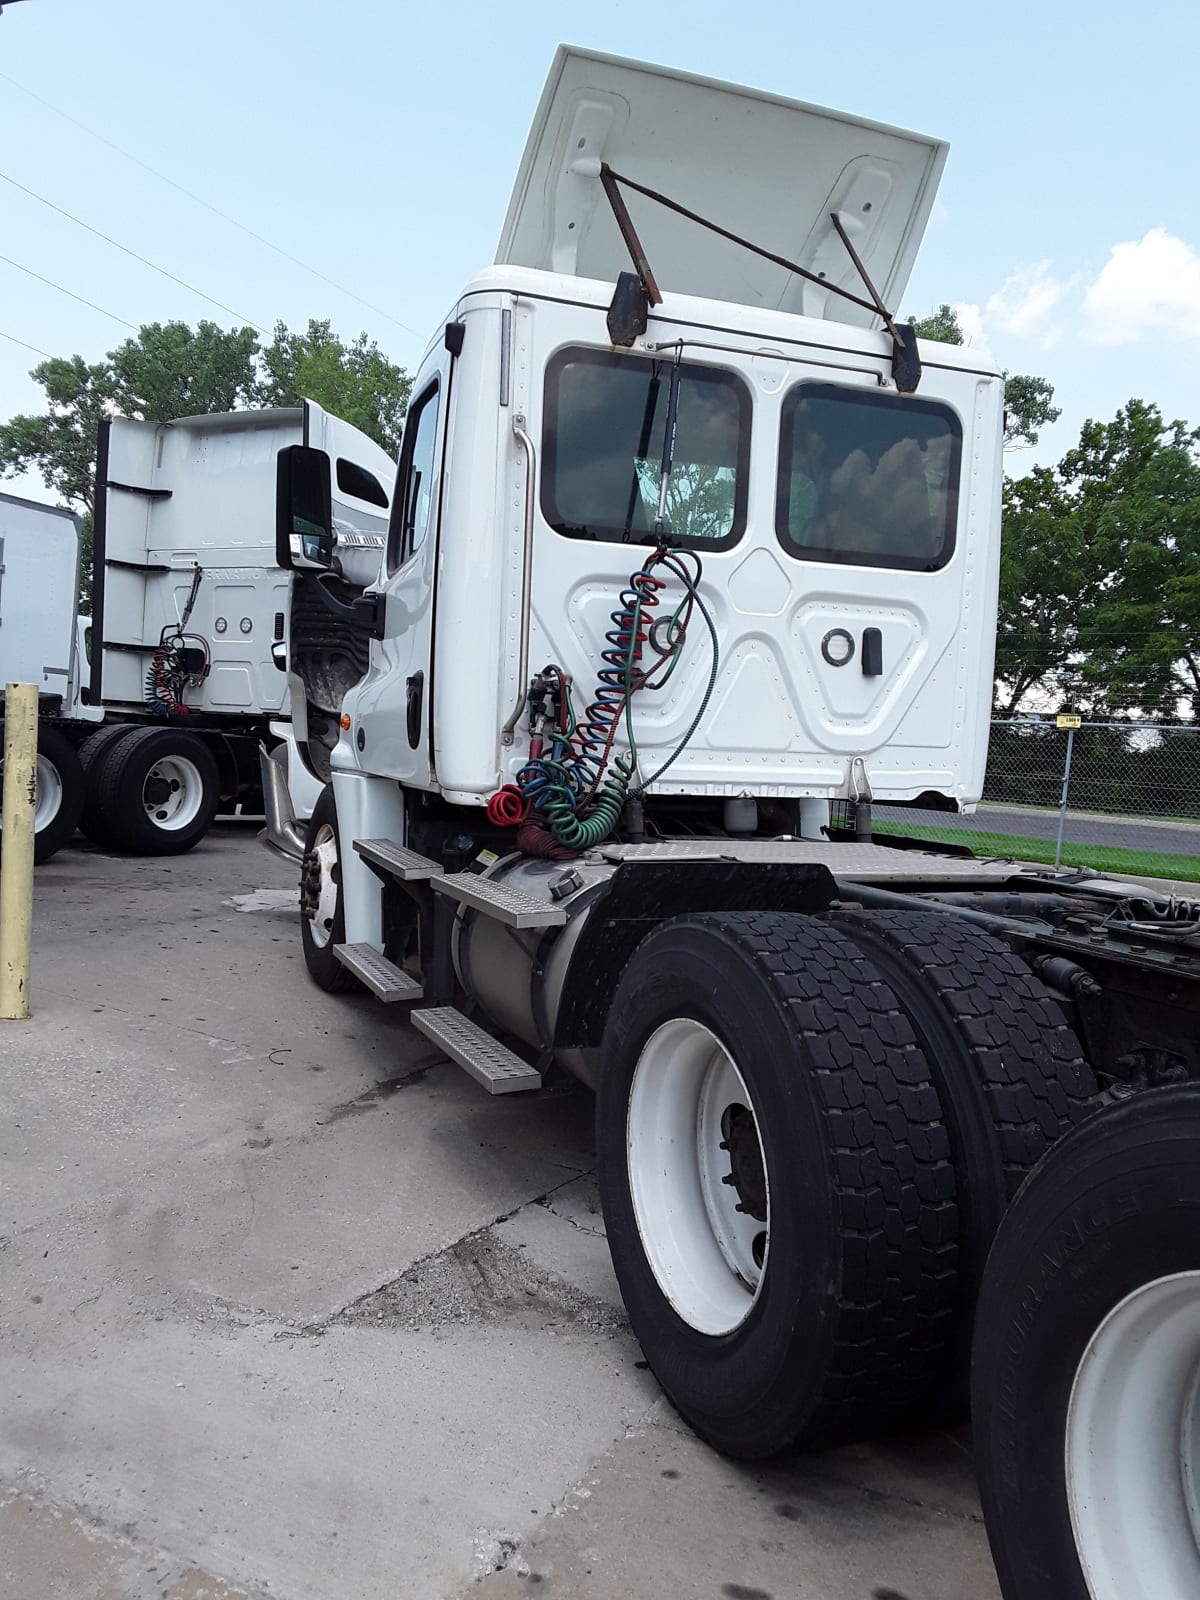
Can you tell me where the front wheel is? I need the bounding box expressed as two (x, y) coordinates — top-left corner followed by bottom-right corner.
(972, 1084), (1200, 1600)
(597, 911), (960, 1458)
(300, 784), (358, 993)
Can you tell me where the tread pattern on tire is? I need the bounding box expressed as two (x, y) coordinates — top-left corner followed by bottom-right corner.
(672, 912), (959, 1440)
(78, 723), (132, 844)
(836, 910), (1098, 1195)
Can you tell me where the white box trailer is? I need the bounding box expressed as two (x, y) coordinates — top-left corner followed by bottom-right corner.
(0, 403), (394, 862)
(267, 47), (1195, 1463)
(0, 492), (101, 859)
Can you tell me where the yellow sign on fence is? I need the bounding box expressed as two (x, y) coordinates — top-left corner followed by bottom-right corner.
(1056, 714), (1082, 730)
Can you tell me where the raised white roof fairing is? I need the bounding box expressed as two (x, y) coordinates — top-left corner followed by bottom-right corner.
(497, 47), (948, 328)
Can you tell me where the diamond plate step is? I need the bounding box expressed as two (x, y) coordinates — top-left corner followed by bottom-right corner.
(333, 943), (424, 1002)
(353, 838), (444, 880)
(410, 1007), (542, 1094)
(431, 872), (567, 929)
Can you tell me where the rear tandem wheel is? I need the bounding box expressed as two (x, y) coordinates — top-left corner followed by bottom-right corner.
(91, 726), (220, 855)
(597, 911), (961, 1459)
(833, 908), (1099, 1408)
(972, 1085), (1200, 1600)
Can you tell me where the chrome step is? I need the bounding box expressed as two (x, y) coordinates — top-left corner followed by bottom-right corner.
(353, 838), (444, 881)
(431, 871), (567, 929)
(333, 943), (424, 1002)
(410, 1007), (542, 1094)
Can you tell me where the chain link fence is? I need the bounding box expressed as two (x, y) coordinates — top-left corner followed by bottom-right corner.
(876, 720), (1200, 886)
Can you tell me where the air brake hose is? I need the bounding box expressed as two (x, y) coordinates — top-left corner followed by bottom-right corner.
(542, 753), (633, 851)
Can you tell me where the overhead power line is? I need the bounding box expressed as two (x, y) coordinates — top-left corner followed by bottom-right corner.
(0, 70), (414, 336)
(0, 169), (264, 330)
(0, 327), (50, 358)
(0, 251), (137, 329)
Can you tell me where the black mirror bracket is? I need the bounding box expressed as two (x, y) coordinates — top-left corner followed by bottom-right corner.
(313, 575), (386, 641)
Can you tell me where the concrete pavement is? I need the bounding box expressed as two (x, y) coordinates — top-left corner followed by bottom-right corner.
(0, 828), (1001, 1600)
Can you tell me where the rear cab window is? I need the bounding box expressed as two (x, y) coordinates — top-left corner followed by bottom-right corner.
(776, 384), (962, 571)
(542, 348), (750, 549)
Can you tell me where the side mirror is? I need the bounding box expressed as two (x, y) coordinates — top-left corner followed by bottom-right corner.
(276, 445), (334, 570)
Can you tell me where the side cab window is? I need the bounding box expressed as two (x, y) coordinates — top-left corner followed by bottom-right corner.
(387, 382), (441, 572)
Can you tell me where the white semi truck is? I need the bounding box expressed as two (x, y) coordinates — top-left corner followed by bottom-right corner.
(272, 48), (1198, 1463)
(0, 403), (394, 860)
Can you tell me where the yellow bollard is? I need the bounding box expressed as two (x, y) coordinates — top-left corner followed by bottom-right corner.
(0, 682), (38, 1019)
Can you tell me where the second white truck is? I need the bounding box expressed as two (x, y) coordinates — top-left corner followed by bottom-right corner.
(0, 402), (396, 860)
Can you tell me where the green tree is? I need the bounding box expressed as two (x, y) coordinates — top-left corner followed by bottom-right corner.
(0, 355), (117, 520)
(1001, 373), (1061, 451)
(256, 319), (410, 456)
(908, 302), (963, 346)
(110, 320), (259, 422)
(907, 303), (1061, 448)
(994, 466), (1090, 713)
(1064, 400), (1200, 719)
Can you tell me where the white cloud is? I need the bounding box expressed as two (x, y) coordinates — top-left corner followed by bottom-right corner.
(952, 300), (993, 358)
(984, 261), (1072, 344)
(943, 264), (1071, 360)
(1084, 228), (1200, 344)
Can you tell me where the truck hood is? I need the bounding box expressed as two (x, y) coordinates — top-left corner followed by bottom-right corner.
(496, 46), (947, 328)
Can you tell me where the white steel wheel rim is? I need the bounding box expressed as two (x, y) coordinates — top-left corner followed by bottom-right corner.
(626, 1017), (770, 1336)
(307, 825), (339, 950)
(0, 754), (62, 833)
(141, 755), (204, 832)
(1066, 1270), (1200, 1600)
(34, 754), (63, 831)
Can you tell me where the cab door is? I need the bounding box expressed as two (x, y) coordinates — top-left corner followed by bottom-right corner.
(347, 363), (446, 786)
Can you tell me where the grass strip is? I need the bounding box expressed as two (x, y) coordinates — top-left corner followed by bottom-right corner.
(873, 823), (1200, 885)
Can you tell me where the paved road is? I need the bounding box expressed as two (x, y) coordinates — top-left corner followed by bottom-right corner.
(0, 830), (999, 1600)
(878, 802), (1200, 858)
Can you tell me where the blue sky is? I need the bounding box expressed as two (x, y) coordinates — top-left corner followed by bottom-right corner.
(2, 0), (1198, 499)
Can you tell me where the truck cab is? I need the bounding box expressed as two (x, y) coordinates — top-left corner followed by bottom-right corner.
(278, 49), (1196, 1467)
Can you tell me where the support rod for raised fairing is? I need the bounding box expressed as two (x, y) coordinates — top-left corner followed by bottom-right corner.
(827, 211), (905, 349)
(599, 164), (881, 319)
(599, 166), (662, 306)
(0, 681), (37, 1019)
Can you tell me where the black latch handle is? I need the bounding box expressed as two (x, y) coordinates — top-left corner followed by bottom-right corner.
(862, 627), (883, 677)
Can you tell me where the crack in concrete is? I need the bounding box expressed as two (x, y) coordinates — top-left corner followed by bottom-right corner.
(536, 1195), (606, 1239)
(273, 1173), (617, 1343)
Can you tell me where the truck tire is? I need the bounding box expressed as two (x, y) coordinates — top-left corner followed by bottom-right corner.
(94, 726), (219, 855)
(597, 911), (959, 1458)
(833, 909), (1098, 1407)
(300, 784), (358, 993)
(78, 723), (135, 846)
(0, 725), (85, 864)
(972, 1085), (1200, 1600)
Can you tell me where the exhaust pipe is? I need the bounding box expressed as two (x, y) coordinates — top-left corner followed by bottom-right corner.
(258, 742), (307, 864)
